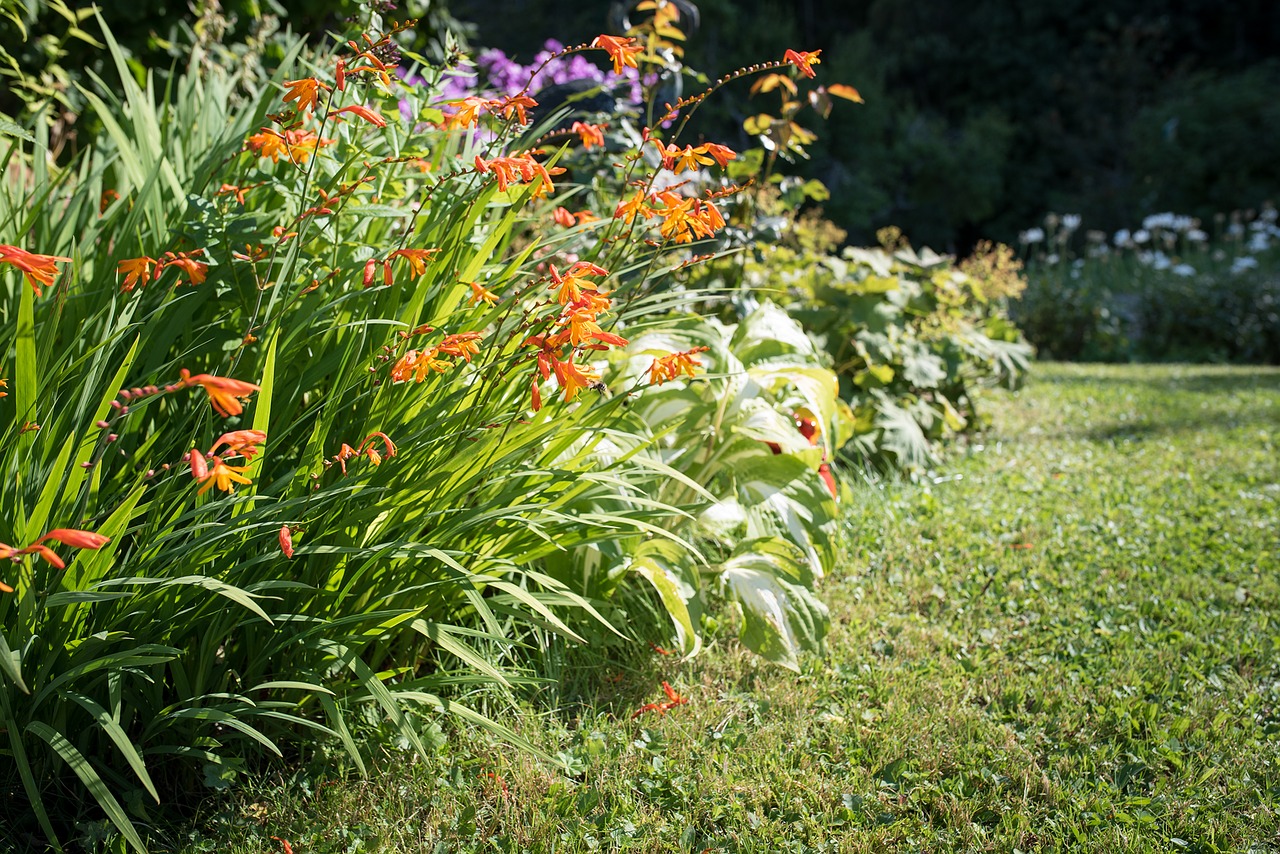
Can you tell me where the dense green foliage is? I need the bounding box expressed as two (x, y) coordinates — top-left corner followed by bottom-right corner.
(1015, 208), (1280, 363)
(0, 5), (1030, 849)
(680, 196), (1032, 474)
(173, 363), (1280, 852)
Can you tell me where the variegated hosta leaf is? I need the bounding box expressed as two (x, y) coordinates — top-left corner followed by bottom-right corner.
(724, 397), (820, 462)
(737, 454), (838, 580)
(719, 538), (829, 671)
(746, 363), (840, 456)
(629, 539), (704, 657)
(730, 302), (817, 364)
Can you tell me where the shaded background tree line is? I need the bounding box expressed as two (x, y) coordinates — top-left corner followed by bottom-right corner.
(4, 0), (1279, 251)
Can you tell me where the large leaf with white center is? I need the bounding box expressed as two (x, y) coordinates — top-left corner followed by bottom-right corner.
(718, 538), (829, 672)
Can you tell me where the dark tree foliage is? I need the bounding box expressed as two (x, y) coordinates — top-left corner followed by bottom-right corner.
(452, 0), (1280, 249)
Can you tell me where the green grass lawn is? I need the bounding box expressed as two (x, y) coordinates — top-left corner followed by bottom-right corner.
(174, 363), (1280, 853)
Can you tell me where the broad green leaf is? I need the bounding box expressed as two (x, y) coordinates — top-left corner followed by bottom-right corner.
(718, 538), (829, 671)
(630, 539), (703, 657)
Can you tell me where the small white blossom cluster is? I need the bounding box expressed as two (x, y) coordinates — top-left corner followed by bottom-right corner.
(1020, 203), (1277, 276)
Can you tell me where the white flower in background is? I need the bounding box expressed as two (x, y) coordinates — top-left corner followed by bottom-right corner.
(1228, 222), (1245, 237)
(1061, 214), (1082, 231)
(1262, 205), (1278, 224)
(1133, 229), (1151, 245)
(1020, 227), (1046, 244)
(1143, 212), (1174, 231)
(1185, 228), (1208, 242)
(1045, 253), (1060, 265)
(1232, 255), (1260, 273)
(1172, 263), (1196, 277)
(1150, 250), (1172, 270)
(1114, 229), (1132, 247)
(1247, 232), (1270, 253)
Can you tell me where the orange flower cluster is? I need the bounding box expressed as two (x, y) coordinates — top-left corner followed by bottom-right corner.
(653, 141), (736, 174)
(282, 77), (331, 114)
(118, 249), (209, 292)
(441, 94), (539, 130)
(328, 432), (397, 475)
(523, 262), (630, 409)
(0, 243), (72, 297)
(591, 34), (644, 75)
(631, 681), (689, 719)
(362, 247), (441, 288)
(571, 121), (606, 149)
(1, 528), (111, 587)
(474, 152), (566, 199)
(245, 128), (336, 164)
(648, 346), (710, 385)
(553, 207), (599, 228)
(189, 429), (266, 495)
(614, 184), (729, 244)
(391, 331), (486, 383)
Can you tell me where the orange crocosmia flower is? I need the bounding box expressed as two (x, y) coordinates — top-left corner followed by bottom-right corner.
(649, 346), (710, 385)
(197, 456), (253, 495)
(359, 431), (397, 465)
(329, 104), (388, 127)
(390, 348), (451, 383)
(283, 77), (331, 114)
(179, 368), (262, 418)
(571, 121), (606, 149)
(389, 248), (440, 277)
(0, 377), (7, 399)
(701, 142), (736, 168)
(654, 141), (682, 171)
(547, 264), (587, 306)
(117, 256), (159, 293)
(36, 528), (111, 550)
(529, 373), (543, 412)
(279, 525), (295, 559)
(673, 145), (714, 174)
(560, 306), (609, 348)
(209, 429), (267, 460)
(216, 183), (253, 205)
(631, 681), (690, 719)
(246, 129), (335, 164)
(591, 34), (643, 75)
(161, 250), (208, 286)
(553, 356), (600, 402)
(784, 48), (822, 78)
(468, 281), (499, 306)
(475, 152), (565, 198)
(614, 189), (650, 223)
(443, 97), (492, 129)
(189, 448), (210, 481)
(553, 207), (575, 228)
(496, 94), (538, 125)
(438, 332), (483, 362)
(573, 210), (600, 225)
(0, 244), (72, 297)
